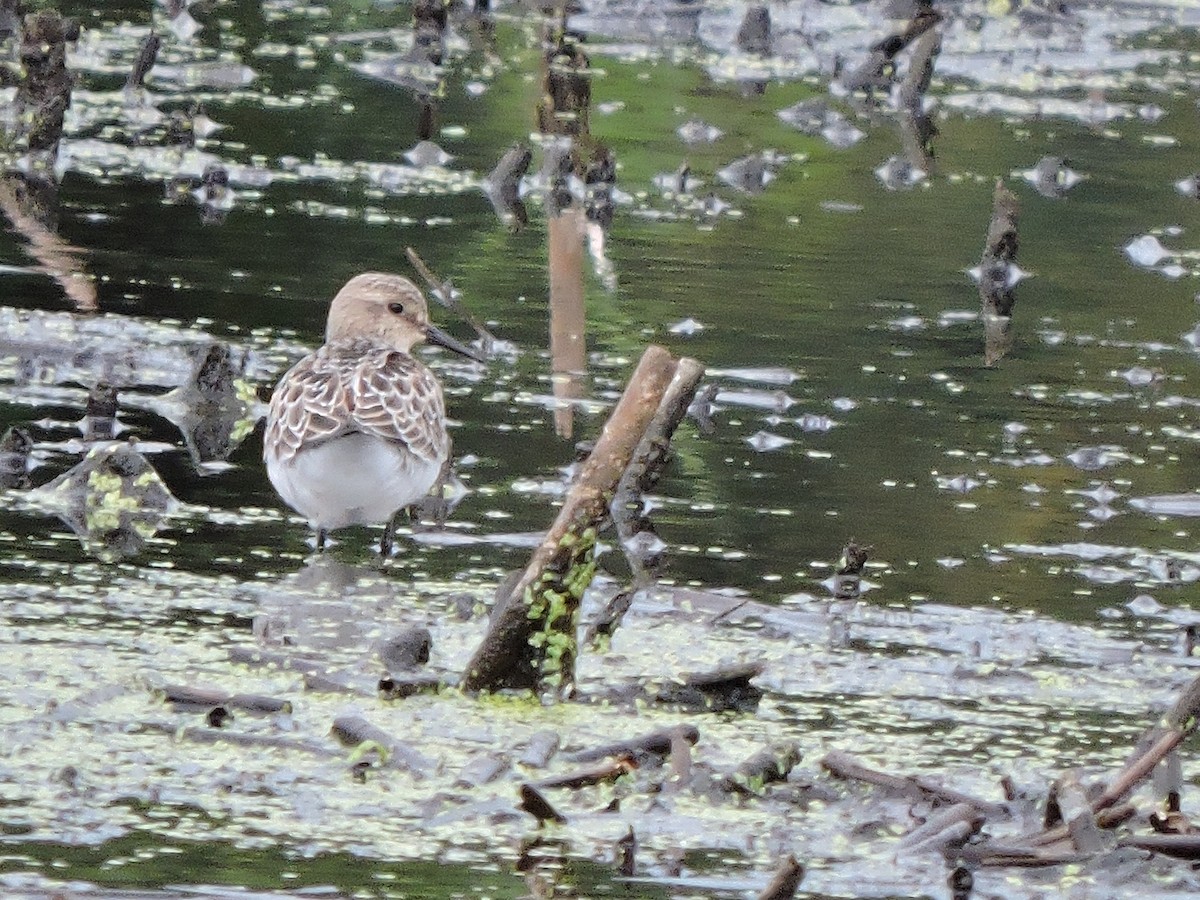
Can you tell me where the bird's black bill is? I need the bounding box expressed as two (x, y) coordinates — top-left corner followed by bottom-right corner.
(425, 324), (486, 363)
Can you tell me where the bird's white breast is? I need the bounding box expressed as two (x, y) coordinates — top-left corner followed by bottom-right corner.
(266, 431), (442, 530)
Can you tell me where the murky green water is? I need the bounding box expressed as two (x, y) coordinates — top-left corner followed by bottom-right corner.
(4, 1), (1200, 897)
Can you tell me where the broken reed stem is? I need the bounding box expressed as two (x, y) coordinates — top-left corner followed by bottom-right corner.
(1024, 671), (1200, 848)
(608, 356), (706, 625)
(978, 179), (1020, 317)
(756, 855), (804, 900)
(462, 345), (694, 698)
(897, 25), (942, 113)
(615, 357), (706, 504)
(404, 246), (497, 350)
(841, 4), (941, 94)
(1094, 671), (1200, 811)
(979, 179), (1020, 365)
(821, 750), (1003, 814)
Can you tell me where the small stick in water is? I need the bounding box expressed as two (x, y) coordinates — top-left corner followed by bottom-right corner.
(518, 783), (567, 826)
(566, 724), (699, 764)
(377, 673), (442, 699)
(756, 855), (804, 900)
(157, 684), (292, 714)
(125, 32), (160, 92)
(615, 826), (636, 876)
(723, 743), (801, 795)
(821, 751), (1002, 814)
(533, 755), (636, 791)
(405, 246), (497, 352)
(330, 715), (434, 777)
(519, 731), (561, 769)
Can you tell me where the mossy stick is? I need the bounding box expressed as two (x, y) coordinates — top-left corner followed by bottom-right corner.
(462, 345), (682, 697)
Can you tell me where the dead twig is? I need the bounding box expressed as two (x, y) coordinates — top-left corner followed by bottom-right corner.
(462, 346), (703, 698)
(519, 731), (561, 769)
(898, 802), (984, 853)
(533, 754), (636, 790)
(606, 356), (706, 638)
(1095, 673), (1200, 813)
(330, 715), (435, 777)
(974, 672), (1200, 858)
(821, 751), (1004, 814)
(756, 854), (804, 900)
(723, 743), (801, 795)
(405, 246), (498, 352)
(157, 684), (291, 714)
(978, 179), (1021, 318)
(840, 2), (941, 94)
(566, 724), (699, 764)
(1118, 834), (1200, 859)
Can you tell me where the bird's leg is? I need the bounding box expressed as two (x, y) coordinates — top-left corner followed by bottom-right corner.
(315, 527), (329, 551)
(417, 451), (454, 530)
(380, 512), (399, 557)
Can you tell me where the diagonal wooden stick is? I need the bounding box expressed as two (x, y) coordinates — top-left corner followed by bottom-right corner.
(462, 345), (703, 699)
(405, 246), (497, 351)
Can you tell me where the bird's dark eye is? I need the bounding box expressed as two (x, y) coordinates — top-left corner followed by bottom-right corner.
(387, 302), (405, 315)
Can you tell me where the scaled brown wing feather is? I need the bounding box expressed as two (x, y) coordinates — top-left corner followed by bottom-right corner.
(350, 350), (448, 466)
(265, 352), (356, 464)
(266, 345), (448, 466)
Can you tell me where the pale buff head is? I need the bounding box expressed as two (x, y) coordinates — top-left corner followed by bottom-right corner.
(324, 272), (484, 362)
(325, 272), (432, 352)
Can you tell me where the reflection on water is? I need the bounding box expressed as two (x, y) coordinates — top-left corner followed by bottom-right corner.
(3, 0), (1200, 896)
(547, 205), (587, 439)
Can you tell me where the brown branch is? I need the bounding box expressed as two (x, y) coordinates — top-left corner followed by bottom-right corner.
(606, 356), (706, 637)
(533, 755), (636, 790)
(330, 715), (435, 777)
(978, 179), (1020, 317)
(157, 684), (291, 714)
(566, 724), (699, 764)
(404, 246), (497, 350)
(984, 671), (1200, 855)
(519, 730), (561, 769)
(1119, 834), (1200, 859)
(821, 751), (1004, 814)
(723, 743), (801, 795)
(462, 346), (702, 697)
(898, 803), (984, 853)
(841, 3), (941, 94)
(756, 855), (804, 900)
(1093, 673), (1200, 812)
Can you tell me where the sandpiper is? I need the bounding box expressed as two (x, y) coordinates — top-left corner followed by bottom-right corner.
(264, 272), (481, 554)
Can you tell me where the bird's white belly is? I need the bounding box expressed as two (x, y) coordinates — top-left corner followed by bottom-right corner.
(267, 433), (441, 530)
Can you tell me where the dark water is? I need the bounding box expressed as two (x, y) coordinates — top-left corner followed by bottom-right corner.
(4, 1), (1200, 898)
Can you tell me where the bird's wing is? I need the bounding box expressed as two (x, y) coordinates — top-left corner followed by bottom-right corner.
(349, 349), (449, 467)
(265, 346), (449, 466)
(264, 349), (356, 464)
